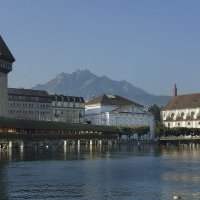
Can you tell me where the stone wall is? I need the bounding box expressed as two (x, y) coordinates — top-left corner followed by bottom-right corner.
(0, 72), (8, 117)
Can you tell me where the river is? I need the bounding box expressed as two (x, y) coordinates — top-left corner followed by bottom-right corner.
(0, 142), (200, 200)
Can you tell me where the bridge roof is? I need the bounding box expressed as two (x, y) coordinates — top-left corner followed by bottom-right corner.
(0, 117), (149, 134)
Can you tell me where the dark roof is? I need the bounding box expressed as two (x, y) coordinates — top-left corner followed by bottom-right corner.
(51, 95), (85, 103)
(8, 88), (85, 103)
(0, 117), (119, 133)
(85, 94), (143, 107)
(0, 35), (15, 63)
(8, 88), (49, 97)
(163, 93), (200, 110)
(0, 117), (149, 134)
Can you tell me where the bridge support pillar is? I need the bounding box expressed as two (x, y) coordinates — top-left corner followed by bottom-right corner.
(89, 140), (93, 151)
(8, 141), (12, 160)
(20, 141), (24, 160)
(8, 141), (12, 150)
(108, 140), (112, 146)
(118, 134), (122, 144)
(98, 140), (102, 152)
(77, 140), (80, 152)
(20, 141), (24, 153)
(64, 140), (67, 153)
(98, 140), (102, 146)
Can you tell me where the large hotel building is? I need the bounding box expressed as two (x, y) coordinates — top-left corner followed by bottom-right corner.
(7, 88), (85, 123)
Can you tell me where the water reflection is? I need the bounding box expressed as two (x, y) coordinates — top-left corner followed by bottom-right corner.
(0, 140), (200, 200)
(0, 140), (158, 161)
(0, 162), (8, 200)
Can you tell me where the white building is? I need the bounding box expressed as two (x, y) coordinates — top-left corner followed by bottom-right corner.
(0, 35), (15, 117)
(85, 94), (155, 138)
(51, 95), (85, 123)
(162, 93), (200, 129)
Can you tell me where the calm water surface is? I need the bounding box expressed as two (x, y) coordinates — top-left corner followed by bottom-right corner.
(0, 142), (200, 200)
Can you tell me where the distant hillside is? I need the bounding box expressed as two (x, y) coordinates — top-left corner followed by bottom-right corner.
(33, 69), (170, 106)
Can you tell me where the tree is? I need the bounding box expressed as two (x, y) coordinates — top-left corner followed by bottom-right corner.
(148, 104), (161, 124)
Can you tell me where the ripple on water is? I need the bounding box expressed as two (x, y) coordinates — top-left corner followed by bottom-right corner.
(0, 145), (200, 200)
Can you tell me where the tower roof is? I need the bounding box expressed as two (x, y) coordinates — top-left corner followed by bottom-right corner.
(0, 35), (15, 63)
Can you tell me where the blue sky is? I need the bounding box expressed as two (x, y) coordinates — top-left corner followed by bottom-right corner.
(1, 0), (200, 95)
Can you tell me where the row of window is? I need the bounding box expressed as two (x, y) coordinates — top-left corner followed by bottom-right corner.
(164, 111), (199, 119)
(9, 109), (51, 115)
(54, 110), (83, 117)
(9, 95), (50, 102)
(9, 102), (50, 109)
(53, 96), (83, 103)
(52, 101), (83, 108)
(168, 121), (200, 127)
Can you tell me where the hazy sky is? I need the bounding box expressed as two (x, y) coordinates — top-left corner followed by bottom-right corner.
(1, 0), (200, 95)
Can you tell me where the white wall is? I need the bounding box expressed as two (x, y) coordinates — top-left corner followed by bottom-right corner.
(52, 101), (85, 123)
(162, 108), (200, 128)
(85, 104), (117, 114)
(8, 100), (52, 121)
(85, 104), (155, 139)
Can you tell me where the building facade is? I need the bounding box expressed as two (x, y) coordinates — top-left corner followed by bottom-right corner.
(85, 94), (155, 138)
(162, 93), (200, 129)
(7, 88), (85, 123)
(51, 95), (85, 123)
(8, 88), (52, 121)
(0, 35), (15, 117)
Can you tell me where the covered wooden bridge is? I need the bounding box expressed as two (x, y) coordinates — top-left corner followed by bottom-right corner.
(0, 117), (149, 140)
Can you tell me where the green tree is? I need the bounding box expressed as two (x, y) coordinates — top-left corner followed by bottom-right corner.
(148, 104), (161, 124)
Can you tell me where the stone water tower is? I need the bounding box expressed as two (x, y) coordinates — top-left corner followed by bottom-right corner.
(0, 35), (15, 117)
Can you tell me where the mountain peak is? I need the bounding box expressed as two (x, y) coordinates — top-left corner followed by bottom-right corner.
(56, 72), (68, 79)
(74, 69), (91, 74)
(33, 70), (170, 105)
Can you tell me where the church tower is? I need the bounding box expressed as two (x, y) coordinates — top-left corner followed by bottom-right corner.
(173, 83), (178, 97)
(0, 35), (15, 117)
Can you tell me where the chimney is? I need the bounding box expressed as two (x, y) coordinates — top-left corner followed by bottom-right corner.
(173, 84), (177, 96)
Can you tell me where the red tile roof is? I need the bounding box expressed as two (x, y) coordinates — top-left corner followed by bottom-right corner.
(163, 93), (200, 110)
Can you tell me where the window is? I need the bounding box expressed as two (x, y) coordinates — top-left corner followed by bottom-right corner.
(191, 112), (195, 119)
